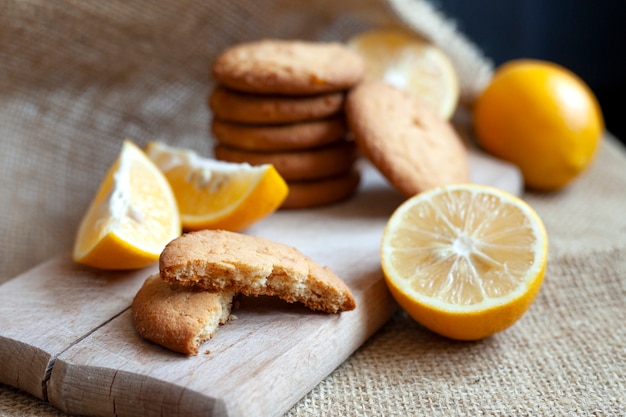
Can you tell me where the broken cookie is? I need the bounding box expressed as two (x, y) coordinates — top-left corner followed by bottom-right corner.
(159, 229), (356, 313)
(132, 274), (234, 355)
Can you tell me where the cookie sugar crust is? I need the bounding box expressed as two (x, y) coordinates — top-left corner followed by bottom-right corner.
(159, 230), (356, 313)
(212, 39), (365, 95)
(346, 81), (469, 196)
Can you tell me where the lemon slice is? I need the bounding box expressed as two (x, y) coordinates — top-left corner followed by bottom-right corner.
(73, 140), (181, 270)
(347, 27), (460, 119)
(144, 141), (288, 232)
(381, 184), (548, 340)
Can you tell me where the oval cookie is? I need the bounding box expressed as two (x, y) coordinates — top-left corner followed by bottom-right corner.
(209, 86), (345, 124)
(214, 140), (358, 181)
(211, 115), (348, 152)
(346, 81), (469, 197)
(212, 39), (365, 95)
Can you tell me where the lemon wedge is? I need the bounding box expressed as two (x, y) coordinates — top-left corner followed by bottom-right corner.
(144, 141), (288, 232)
(73, 140), (181, 270)
(348, 27), (460, 119)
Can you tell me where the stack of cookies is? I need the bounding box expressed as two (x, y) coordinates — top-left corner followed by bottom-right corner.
(209, 39), (366, 209)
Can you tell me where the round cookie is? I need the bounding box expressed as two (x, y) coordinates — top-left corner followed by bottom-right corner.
(132, 275), (234, 355)
(209, 86), (345, 125)
(214, 140), (358, 181)
(211, 115), (348, 152)
(346, 80), (469, 197)
(212, 39), (365, 95)
(282, 169), (361, 209)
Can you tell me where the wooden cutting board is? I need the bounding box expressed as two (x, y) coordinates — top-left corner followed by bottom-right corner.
(0, 154), (522, 417)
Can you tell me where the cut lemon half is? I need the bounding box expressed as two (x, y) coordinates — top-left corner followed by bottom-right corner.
(381, 184), (548, 340)
(144, 141), (288, 232)
(347, 27), (460, 119)
(73, 140), (181, 270)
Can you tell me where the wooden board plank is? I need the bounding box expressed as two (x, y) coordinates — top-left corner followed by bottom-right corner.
(46, 163), (402, 417)
(468, 150), (523, 196)
(0, 155), (522, 417)
(48, 278), (394, 416)
(0, 256), (157, 399)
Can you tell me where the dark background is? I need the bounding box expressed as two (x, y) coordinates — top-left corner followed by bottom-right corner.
(436, 0), (626, 146)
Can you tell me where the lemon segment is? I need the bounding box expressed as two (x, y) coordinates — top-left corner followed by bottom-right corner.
(72, 140), (182, 270)
(381, 184), (548, 340)
(144, 141), (288, 232)
(347, 28), (460, 119)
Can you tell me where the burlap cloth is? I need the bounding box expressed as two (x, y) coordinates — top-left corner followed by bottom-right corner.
(1, 1), (625, 416)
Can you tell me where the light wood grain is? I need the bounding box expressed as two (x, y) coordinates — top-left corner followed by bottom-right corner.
(468, 149), (523, 196)
(48, 277), (394, 417)
(0, 157), (522, 417)
(46, 163), (401, 416)
(0, 256), (157, 399)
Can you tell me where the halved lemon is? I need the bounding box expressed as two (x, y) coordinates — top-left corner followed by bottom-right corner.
(144, 141), (288, 232)
(347, 27), (460, 119)
(72, 140), (182, 270)
(381, 184), (548, 340)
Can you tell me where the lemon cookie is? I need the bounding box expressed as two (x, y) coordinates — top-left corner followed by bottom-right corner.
(209, 86), (345, 124)
(211, 115), (348, 152)
(132, 274), (234, 355)
(282, 169), (361, 209)
(214, 140), (358, 181)
(159, 230), (356, 313)
(212, 39), (365, 95)
(346, 81), (469, 197)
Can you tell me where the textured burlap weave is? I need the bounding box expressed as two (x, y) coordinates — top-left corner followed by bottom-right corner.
(1, 1), (625, 416)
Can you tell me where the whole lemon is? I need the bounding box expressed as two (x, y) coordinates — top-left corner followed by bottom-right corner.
(473, 59), (604, 191)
